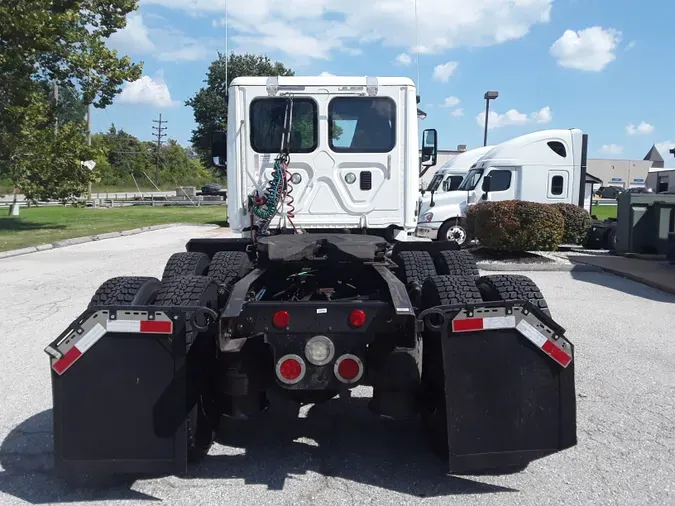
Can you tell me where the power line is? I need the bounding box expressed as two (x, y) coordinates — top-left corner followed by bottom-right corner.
(152, 114), (168, 185)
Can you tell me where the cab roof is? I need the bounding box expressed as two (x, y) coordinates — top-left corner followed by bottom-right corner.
(437, 145), (495, 173)
(229, 75), (417, 88)
(475, 128), (582, 167)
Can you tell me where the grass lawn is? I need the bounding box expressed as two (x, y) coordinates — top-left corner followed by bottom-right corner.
(0, 205), (228, 252)
(590, 204), (617, 221)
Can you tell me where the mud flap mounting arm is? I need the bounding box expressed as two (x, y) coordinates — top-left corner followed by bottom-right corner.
(418, 300), (573, 368)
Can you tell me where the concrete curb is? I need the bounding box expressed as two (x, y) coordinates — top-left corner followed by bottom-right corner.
(477, 261), (603, 272)
(0, 223), (219, 261)
(566, 259), (675, 296)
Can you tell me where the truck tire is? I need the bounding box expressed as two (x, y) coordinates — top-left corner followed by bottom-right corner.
(154, 275), (219, 462)
(394, 250), (437, 287)
(437, 218), (471, 247)
(207, 251), (252, 299)
(161, 252), (211, 282)
(186, 396), (216, 463)
(88, 276), (161, 308)
(476, 274), (550, 316)
(433, 250), (479, 277)
(606, 227), (617, 252)
(419, 275), (483, 461)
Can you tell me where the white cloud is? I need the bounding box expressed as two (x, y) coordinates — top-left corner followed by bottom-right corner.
(433, 61), (459, 82)
(625, 40), (637, 51)
(656, 141), (675, 166)
(107, 13), (155, 53)
(601, 144), (624, 155)
(116, 75), (178, 107)
(395, 53), (412, 65)
(476, 106), (552, 130)
(107, 12), (216, 62)
(626, 122), (654, 136)
(319, 71), (334, 76)
(442, 96), (461, 108)
(532, 106), (552, 124)
(452, 108), (464, 117)
(143, 0), (554, 61)
(550, 26), (621, 71)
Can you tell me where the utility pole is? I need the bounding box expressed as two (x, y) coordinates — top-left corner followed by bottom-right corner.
(53, 81), (59, 136)
(87, 99), (92, 199)
(152, 114), (167, 186)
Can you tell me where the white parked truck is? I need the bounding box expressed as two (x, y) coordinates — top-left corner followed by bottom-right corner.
(415, 128), (589, 245)
(417, 145), (495, 238)
(44, 75), (576, 480)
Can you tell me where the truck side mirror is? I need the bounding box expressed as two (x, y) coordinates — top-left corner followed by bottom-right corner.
(421, 129), (437, 168)
(481, 175), (492, 199)
(211, 130), (227, 172)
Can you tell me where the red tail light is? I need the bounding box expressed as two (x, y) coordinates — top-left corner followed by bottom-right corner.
(276, 354), (305, 384)
(273, 310), (290, 329)
(334, 354), (363, 384)
(349, 309), (366, 328)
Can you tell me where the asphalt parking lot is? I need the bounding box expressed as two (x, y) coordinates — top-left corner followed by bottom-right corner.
(1, 225), (674, 506)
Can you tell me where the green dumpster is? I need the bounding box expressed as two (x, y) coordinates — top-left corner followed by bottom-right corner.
(615, 193), (675, 255)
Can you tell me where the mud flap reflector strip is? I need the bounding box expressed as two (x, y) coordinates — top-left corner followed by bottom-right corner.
(47, 311), (173, 376)
(451, 309), (572, 368)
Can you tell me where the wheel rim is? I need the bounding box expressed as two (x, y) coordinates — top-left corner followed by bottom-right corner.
(447, 225), (466, 244)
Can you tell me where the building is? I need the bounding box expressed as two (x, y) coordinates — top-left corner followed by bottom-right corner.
(645, 144), (675, 193)
(586, 158), (651, 189)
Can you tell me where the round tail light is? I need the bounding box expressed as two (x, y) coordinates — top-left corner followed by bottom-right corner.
(334, 354), (363, 384)
(276, 354), (305, 384)
(273, 310), (290, 329)
(349, 309), (366, 328)
(305, 335), (335, 366)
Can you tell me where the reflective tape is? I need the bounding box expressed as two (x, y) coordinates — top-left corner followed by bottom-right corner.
(452, 315), (516, 332)
(52, 324), (106, 375)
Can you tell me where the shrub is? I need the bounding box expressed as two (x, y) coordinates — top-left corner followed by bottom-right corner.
(550, 203), (593, 245)
(467, 200), (565, 251)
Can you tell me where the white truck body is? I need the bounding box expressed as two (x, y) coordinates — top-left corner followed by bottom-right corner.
(420, 145), (495, 201)
(415, 128), (588, 242)
(226, 76), (425, 239)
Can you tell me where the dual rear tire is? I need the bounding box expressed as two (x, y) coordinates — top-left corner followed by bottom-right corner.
(88, 251), (253, 464)
(398, 250), (550, 475)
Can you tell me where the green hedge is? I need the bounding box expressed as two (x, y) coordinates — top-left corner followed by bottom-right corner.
(466, 200), (565, 251)
(551, 203), (593, 245)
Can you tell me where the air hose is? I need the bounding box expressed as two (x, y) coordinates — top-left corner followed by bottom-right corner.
(251, 156), (285, 221)
(250, 97), (297, 234)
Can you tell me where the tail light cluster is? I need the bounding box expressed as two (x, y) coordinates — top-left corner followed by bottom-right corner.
(273, 308), (367, 385)
(273, 309), (367, 329)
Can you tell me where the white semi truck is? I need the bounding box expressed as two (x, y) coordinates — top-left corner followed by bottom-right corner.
(44, 75), (576, 480)
(415, 128), (589, 245)
(417, 145), (495, 237)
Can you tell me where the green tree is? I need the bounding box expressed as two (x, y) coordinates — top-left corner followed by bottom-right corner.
(91, 125), (216, 188)
(186, 53), (294, 166)
(0, 0), (144, 197)
(187, 53), (343, 171)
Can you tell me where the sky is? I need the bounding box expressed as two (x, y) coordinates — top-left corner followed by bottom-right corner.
(100, 0), (675, 167)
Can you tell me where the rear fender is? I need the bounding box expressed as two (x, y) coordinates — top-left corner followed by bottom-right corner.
(418, 300), (577, 474)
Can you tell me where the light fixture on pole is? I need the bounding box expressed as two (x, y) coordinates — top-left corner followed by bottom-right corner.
(483, 91), (499, 146)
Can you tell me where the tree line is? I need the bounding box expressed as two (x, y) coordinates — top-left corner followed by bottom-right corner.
(0, 0), (307, 200)
(90, 125), (214, 189)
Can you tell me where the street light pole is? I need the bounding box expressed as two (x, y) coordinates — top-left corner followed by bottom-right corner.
(483, 91), (499, 146)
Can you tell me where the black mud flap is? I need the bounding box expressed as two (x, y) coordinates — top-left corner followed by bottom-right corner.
(44, 305), (212, 478)
(419, 301), (576, 474)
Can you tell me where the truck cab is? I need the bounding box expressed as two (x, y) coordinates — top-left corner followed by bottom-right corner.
(414, 145), (494, 243)
(213, 75), (437, 241)
(416, 128), (588, 245)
